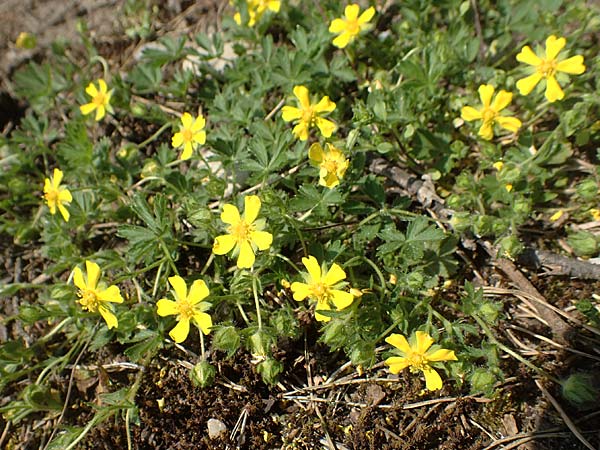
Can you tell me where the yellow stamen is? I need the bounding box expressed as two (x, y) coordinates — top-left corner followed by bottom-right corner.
(78, 289), (99, 312)
(177, 299), (195, 320)
(93, 92), (106, 107)
(537, 59), (557, 78)
(182, 128), (193, 142)
(481, 107), (497, 123)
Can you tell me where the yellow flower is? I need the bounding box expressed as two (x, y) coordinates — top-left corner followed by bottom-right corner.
(461, 84), (521, 140)
(281, 85), (336, 141)
(505, 183), (513, 192)
(234, 0), (280, 26)
(550, 210), (564, 222)
(157, 275), (212, 343)
(492, 161), (504, 172)
(212, 195), (273, 269)
(590, 209), (600, 221)
(80, 79), (113, 121)
(384, 331), (457, 391)
(290, 255), (355, 322)
(516, 35), (585, 103)
(329, 4), (375, 49)
(171, 112), (207, 160)
(43, 168), (72, 222)
(15, 32), (36, 49)
(73, 261), (123, 329)
(308, 143), (350, 189)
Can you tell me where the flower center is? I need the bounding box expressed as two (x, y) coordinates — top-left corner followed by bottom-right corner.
(311, 282), (331, 302)
(78, 289), (99, 312)
(44, 189), (59, 205)
(93, 92), (106, 107)
(301, 107), (314, 125)
(481, 107), (497, 123)
(322, 159), (339, 174)
(346, 19), (360, 35)
(177, 299), (195, 320)
(537, 58), (557, 78)
(182, 128), (193, 143)
(406, 351), (428, 372)
(230, 220), (254, 242)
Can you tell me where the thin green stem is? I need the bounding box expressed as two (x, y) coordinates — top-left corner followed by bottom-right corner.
(136, 122), (171, 149)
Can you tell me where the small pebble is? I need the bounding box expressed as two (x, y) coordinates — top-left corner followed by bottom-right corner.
(207, 418), (227, 439)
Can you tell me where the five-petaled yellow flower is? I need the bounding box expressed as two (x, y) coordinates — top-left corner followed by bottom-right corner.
(308, 143), (349, 189)
(171, 112), (207, 161)
(80, 79), (113, 121)
(157, 275), (212, 343)
(281, 85), (336, 141)
(234, 0), (280, 27)
(384, 331), (457, 391)
(461, 84), (521, 140)
(291, 255), (355, 322)
(43, 168), (72, 222)
(516, 35), (585, 103)
(212, 195), (273, 269)
(73, 261), (123, 329)
(329, 4), (375, 49)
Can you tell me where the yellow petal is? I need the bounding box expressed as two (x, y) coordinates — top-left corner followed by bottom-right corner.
(460, 106), (482, 122)
(98, 285), (123, 303)
(221, 203), (241, 225)
(172, 132), (184, 148)
(157, 298), (179, 316)
(545, 35), (565, 61)
(324, 263), (346, 286)
(237, 240), (255, 268)
(73, 266), (86, 291)
(192, 115), (206, 132)
(384, 356), (410, 374)
(233, 12), (242, 25)
(193, 312), (213, 335)
(193, 130), (206, 145)
(293, 85), (310, 110)
(291, 282), (311, 301)
(98, 304), (118, 329)
(309, 143), (324, 164)
(315, 117), (336, 138)
(188, 280), (209, 305)
(97, 79), (108, 94)
(477, 84), (494, 108)
(516, 72), (543, 96)
(85, 261), (101, 289)
(244, 195), (261, 224)
(267, 1), (280, 13)
(180, 142), (193, 160)
(281, 106), (302, 122)
(292, 122), (310, 141)
(52, 168), (64, 188)
(169, 318), (190, 343)
(213, 234), (237, 255)
(496, 116), (522, 133)
(332, 32), (352, 49)
(252, 230), (273, 251)
(422, 367), (443, 390)
(85, 82), (98, 98)
(478, 122), (493, 140)
(545, 75), (564, 102)
(516, 45), (541, 66)
(94, 105), (106, 121)
(358, 6), (376, 24)
(426, 348), (458, 362)
(315, 310), (332, 322)
(313, 96), (336, 114)
(491, 90), (513, 112)
(556, 55), (585, 74)
(57, 204), (70, 222)
(58, 189), (72, 203)
(181, 112), (193, 129)
(414, 331), (434, 354)
(331, 289), (354, 310)
(344, 3), (360, 20)
(43, 178), (52, 194)
(302, 256), (322, 282)
(80, 103), (97, 116)
(385, 334), (412, 354)
(329, 18), (346, 33)
(168, 275), (188, 302)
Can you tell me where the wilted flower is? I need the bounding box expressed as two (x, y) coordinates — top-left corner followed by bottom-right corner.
(80, 79), (113, 121)
(516, 35), (585, 102)
(281, 85), (336, 141)
(43, 168), (72, 222)
(212, 195), (273, 268)
(157, 275), (212, 343)
(461, 84), (521, 140)
(291, 255), (355, 322)
(73, 261), (123, 329)
(171, 112), (207, 160)
(385, 331), (457, 391)
(329, 4), (375, 49)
